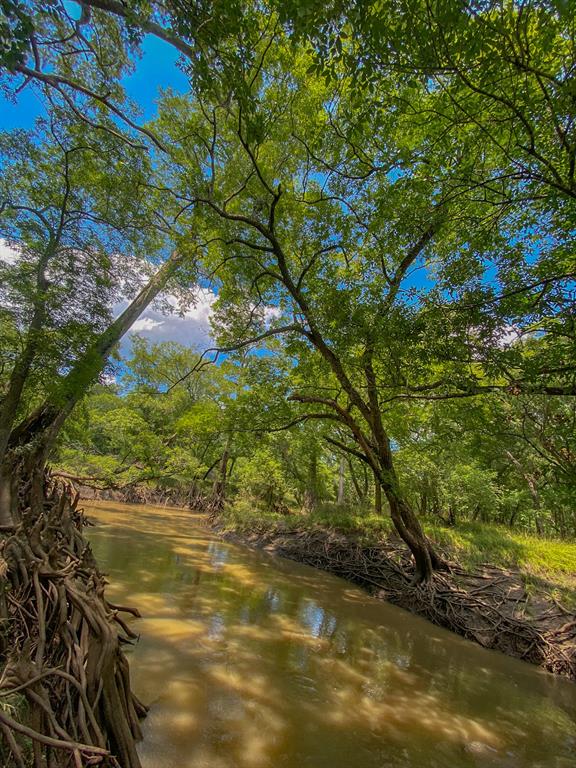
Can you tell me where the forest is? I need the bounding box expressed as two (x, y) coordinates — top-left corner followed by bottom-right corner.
(60, 337), (576, 539)
(0, 1), (575, 767)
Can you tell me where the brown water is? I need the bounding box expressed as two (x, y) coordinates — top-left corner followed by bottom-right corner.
(85, 502), (576, 768)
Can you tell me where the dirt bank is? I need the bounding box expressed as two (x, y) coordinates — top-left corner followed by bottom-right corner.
(212, 521), (576, 681)
(67, 480), (191, 508)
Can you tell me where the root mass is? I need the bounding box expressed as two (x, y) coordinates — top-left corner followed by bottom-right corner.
(0, 473), (146, 768)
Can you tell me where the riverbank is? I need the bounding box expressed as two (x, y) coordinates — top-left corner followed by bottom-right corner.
(84, 500), (576, 768)
(63, 478), (192, 508)
(211, 507), (576, 680)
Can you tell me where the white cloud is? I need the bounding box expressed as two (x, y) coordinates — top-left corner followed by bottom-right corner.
(130, 317), (165, 333)
(0, 239), (20, 264)
(119, 287), (286, 358)
(263, 305), (283, 322)
(0, 238), (280, 358)
(119, 285), (217, 356)
(497, 324), (521, 347)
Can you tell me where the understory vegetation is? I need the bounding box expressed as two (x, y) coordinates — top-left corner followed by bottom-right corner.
(1, 0), (576, 763)
(58, 338), (576, 539)
(56, 337), (576, 605)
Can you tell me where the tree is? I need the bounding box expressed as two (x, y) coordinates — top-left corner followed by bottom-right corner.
(282, 0), (576, 199)
(388, 385), (576, 537)
(134, 37), (467, 577)
(0, 119), (193, 525)
(2, 0), (574, 571)
(0, 0), (279, 529)
(145, 10), (576, 577)
(0, 0), (263, 151)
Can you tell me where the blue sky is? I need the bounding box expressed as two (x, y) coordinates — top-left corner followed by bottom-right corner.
(0, 33), (221, 358)
(1, 35), (189, 130)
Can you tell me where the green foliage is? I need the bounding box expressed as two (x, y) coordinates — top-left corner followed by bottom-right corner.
(234, 447), (289, 509)
(0, 118), (172, 432)
(0, 0), (32, 68)
(3, 0), (574, 576)
(59, 334), (576, 549)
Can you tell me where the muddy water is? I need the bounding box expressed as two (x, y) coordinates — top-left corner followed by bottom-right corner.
(84, 502), (576, 768)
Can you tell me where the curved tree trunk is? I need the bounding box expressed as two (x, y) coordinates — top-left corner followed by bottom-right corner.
(375, 458), (446, 582)
(0, 250), (186, 528)
(387, 492), (445, 582)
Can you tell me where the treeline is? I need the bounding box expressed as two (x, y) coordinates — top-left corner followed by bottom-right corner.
(57, 338), (576, 539)
(2, 2), (575, 764)
(0, 0), (575, 581)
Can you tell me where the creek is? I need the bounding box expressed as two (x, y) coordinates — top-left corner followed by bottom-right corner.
(85, 502), (576, 768)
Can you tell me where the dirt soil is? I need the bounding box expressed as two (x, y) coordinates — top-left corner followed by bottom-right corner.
(214, 523), (576, 681)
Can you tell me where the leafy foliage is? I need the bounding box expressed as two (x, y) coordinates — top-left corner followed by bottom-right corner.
(1, 0), (574, 570)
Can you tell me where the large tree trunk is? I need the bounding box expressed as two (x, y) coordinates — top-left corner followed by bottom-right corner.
(337, 457), (345, 504)
(359, 346), (445, 580)
(0, 250), (186, 526)
(387, 492), (445, 581)
(0, 471), (146, 767)
(0, 240), (53, 469)
(0, 405), (57, 528)
(0, 465), (15, 529)
(376, 459), (445, 583)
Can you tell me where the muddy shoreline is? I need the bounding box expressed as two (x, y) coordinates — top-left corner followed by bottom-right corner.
(74, 482), (191, 508)
(79, 492), (576, 681)
(210, 520), (576, 681)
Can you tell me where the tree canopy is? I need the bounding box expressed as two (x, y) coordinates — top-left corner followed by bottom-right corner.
(1, 0), (574, 577)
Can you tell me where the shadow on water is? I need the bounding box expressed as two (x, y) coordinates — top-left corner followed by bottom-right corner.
(85, 502), (576, 768)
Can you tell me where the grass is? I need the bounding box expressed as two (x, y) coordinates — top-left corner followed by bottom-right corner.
(425, 520), (576, 608)
(220, 499), (393, 538)
(424, 520), (576, 574)
(222, 498), (576, 606)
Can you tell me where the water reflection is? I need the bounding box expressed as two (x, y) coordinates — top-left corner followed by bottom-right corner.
(85, 502), (576, 768)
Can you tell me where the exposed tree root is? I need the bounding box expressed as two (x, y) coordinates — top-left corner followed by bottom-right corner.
(0, 471), (146, 767)
(218, 524), (576, 680)
(64, 478), (197, 510)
